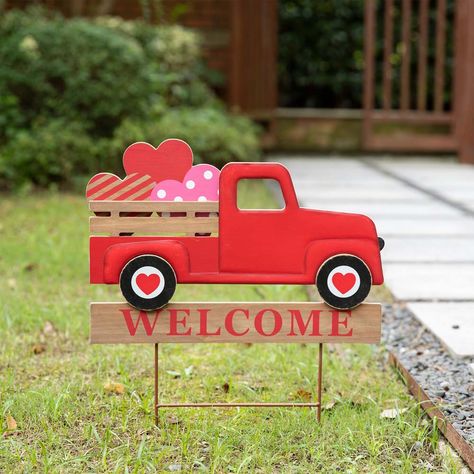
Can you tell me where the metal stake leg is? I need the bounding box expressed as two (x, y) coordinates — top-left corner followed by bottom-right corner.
(154, 343), (159, 426)
(317, 342), (323, 422)
(152, 341), (323, 423)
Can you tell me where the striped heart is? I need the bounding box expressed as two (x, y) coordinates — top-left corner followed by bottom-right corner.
(86, 173), (156, 201)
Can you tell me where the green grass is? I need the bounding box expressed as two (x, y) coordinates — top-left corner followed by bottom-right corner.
(0, 182), (456, 472)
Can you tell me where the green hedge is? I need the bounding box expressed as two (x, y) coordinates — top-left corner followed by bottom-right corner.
(279, 0), (365, 108)
(0, 9), (260, 190)
(0, 120), (95, 189)
(107, 107), (261, 171)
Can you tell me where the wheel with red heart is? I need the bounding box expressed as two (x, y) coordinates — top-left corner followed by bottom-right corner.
(316, 255), (371, 310)
(120, 255), (176, 311)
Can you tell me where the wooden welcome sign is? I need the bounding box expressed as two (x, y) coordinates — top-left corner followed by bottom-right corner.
(91, 302), (381, 344)
(87, 139), (384, 423)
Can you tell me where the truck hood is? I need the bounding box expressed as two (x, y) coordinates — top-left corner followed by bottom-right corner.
(300, 208), (379, 241)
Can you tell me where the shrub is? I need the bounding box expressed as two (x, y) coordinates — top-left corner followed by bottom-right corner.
(103, 107), (261, 174)
(95, 17), (218, 108)
(95, 17), (202, 70)
(0, 9), (261, 190)
(0, 9), (217, 141)
(0, 13), (154, 137)
(0, 94), (24, 143)
(0, 120), (98, 190)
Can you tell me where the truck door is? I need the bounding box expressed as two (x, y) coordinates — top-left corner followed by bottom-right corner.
(219, 163), (304, 274)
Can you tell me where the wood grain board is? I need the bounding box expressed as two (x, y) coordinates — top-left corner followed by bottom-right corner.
(90, 215), (219, 235)
(89, 200), (219, 236)
(90, 302), (381, 344)
(89, 201), (219, 213)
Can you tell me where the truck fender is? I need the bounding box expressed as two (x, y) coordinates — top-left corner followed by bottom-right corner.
(103, 240), (190, 284)
(304, 239), (383, 285)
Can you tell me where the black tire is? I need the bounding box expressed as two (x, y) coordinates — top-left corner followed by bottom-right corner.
(316, 255), (371, 310)
(120, 255), (176, 310)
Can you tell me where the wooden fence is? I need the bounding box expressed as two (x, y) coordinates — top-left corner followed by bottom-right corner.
(5, 0), (474, 161)
(363, 0), (474, 162)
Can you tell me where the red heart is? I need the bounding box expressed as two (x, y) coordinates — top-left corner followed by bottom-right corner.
(332, 273), (356, 294)
(123, 139), (193, 183)
(136, 273), (161, 295)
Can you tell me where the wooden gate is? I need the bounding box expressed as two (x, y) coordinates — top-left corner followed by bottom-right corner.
(229, 0), (278, 118)
(363, 0), (474, 162)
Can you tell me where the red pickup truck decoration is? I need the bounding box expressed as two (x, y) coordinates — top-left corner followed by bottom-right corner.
(87, 139), (385, 312)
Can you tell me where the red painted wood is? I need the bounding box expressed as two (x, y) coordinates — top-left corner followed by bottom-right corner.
(123, 139), (193, 183)
(89, 162), (384, 295)
(86, 139), (195, 201)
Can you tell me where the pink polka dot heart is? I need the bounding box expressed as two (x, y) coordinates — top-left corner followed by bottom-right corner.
(150, 164), (220, 202)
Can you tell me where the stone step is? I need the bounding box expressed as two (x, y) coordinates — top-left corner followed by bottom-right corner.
(374, 218), (474, 237)
(407, 302), (474, 357)
(383, 263), (474, 301)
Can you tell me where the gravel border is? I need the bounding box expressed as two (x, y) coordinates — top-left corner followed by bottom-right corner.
(382, 303), (474, 447)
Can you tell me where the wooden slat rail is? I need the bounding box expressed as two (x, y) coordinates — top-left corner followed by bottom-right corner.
(400, 0), (412, 110)
(434, 0), (447, 112)
(417, 0), (430, 111)
(362, 0), (377, 147)
(371, 110), (453, 123)
(89, 201), (219, 236)
(368, 134), (457, 152)
(455, 0), (474, 163)
(90, 217), (219, 236)
(363, 0), (458, 153)
(382, 0), (394, 110)
(89, 201), (219, 213)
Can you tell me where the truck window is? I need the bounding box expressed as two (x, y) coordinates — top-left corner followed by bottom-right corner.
(237, 179), (285, 210)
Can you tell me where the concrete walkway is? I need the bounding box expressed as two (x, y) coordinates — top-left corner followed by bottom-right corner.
(274, 155), (474, 359)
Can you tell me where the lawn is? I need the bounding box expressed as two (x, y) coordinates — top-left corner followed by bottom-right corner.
(0, 182), (457, 472)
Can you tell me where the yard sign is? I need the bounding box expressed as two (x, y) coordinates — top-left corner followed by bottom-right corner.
(88, 139), (384, 423)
